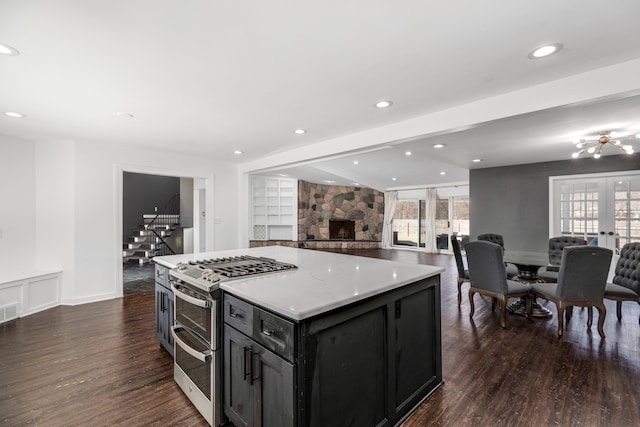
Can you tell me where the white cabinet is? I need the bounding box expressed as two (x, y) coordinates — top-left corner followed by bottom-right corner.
(251, 177), (297, 241)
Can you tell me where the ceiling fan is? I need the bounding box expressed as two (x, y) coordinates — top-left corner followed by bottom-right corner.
(572, 131), (638, 158)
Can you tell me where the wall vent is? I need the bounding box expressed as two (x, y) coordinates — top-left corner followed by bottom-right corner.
(0, 303), (19, 324)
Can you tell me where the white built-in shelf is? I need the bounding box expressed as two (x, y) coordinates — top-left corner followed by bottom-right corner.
(251, 176), (297, 241)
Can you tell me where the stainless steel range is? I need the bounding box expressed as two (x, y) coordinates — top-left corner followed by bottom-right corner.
(169, 256), (297, 426)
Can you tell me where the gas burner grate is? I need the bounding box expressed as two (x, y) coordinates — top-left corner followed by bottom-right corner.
(188, 255), (297, 278)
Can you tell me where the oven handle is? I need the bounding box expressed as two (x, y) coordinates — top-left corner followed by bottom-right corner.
(171, 326), (212, 362)
(171, 282), (212, 308)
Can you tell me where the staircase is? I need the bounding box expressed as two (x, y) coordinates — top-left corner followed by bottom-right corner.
(123, 214), (181, 264)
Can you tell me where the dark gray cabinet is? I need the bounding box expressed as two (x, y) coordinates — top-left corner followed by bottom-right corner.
(300, 281), (440, 426)
(224, 324), (294, 427)
(155, 264), (174, 356)
(223, 274), (442, 427)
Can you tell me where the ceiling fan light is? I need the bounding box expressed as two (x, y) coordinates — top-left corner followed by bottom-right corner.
(587, 147), (596, 154)
(571, 152), (580, 158)
(593, 153), (601, 159)
(575, 142), (584, 148)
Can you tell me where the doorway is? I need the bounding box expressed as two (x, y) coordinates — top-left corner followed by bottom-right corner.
(119, 170), (205, 295)
(551, 170), (640, 253)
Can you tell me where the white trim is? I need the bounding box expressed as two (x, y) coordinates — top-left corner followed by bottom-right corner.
(0, 271), (62, 320)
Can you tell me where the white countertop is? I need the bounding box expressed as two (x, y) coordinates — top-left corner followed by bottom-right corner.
(155, 246), (443, 321)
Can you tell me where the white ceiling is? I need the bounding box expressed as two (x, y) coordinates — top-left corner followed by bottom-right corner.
(2, 1), (640, 191)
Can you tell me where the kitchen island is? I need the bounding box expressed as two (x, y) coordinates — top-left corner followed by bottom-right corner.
(156, 246), (443, 426)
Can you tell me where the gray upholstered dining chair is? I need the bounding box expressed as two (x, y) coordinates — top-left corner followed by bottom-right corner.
(477, 233), (518, 278)
(465, 240), (531, 328)
(537, 236), (587, 283)
(477, 233), (505, 246)
(451, 235), (469, 305)
(529, 246), (612, 339)
(604, 242), (640, 324)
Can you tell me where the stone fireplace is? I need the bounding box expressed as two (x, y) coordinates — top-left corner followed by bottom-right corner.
(250, 180), (384, 250)
(329, 219), (355, 240)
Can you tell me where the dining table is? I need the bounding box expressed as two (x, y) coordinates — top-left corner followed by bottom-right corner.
(503, 250), (553, 318)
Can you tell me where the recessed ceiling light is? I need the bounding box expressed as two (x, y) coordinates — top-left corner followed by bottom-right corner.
(472, 158), (482, 163)
(527, 43), (563, 59)
(353, 160), (359, 165)
(278, 173), (288, 177)
(433, 144), (445, 149)
(4, 111), (25, 118)
(116, 111), (134, 118)
(375, 100), (393, 109)
(0, 43), (19, 56)
(233, 150), (243, 155)
(294, 129), (306, 134)
(391, 177), (397, 181)
(440, 171), (446, 175)
(353, 182), (360, 186)
(324, 180), (335, 184)
(405, 151), (412, 156)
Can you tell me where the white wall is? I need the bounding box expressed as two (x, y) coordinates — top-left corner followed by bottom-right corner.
(29, 138), (240, 305)
(0, 134), (37, 273)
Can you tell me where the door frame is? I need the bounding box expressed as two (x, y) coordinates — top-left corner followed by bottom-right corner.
(115, 164), (214, 297)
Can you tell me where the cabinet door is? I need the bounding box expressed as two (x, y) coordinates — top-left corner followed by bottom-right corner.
(304, 307), (387, 427)
(155, 283), (168, 343)
(166, 288), (175, 354)
(155, 283), (174, 356)
(252, 343), (294, 427)
(224, 325), (255, 427)
(393, 287), (438, 415)
(155, 282), (165, 342)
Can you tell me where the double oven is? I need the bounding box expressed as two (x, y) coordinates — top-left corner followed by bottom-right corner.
(169, 256), (297, 426)
(170, 276), (222, 426)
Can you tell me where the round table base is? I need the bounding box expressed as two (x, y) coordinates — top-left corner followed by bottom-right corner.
(507, 299), (552, 318)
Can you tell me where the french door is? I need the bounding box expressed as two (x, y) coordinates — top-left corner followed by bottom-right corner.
(551, 171), (640, 254)
(435, 196), (470, 253)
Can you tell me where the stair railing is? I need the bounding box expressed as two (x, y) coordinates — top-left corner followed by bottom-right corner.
(147, 193), (180, 257)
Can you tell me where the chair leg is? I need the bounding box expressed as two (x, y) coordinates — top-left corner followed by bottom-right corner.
(498, 296), (507, 329)
(556, 302), (565, 338)
(457, 278), (463, 305)
(469, 290), (476, 319)
(595, 302), (606, 339)
(616, 301), (622, 322)
(587, 307), (593, 328)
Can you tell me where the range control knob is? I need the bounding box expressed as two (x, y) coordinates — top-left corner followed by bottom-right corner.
(201, 269), (221, 283)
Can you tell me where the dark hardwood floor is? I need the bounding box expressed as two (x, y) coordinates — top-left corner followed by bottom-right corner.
(1, 249), (639, 426)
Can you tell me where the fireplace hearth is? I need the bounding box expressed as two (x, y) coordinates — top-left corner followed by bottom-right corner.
(329, 220), (355, 240)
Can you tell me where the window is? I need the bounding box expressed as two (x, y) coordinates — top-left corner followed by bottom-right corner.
(392, 187), (469, 252)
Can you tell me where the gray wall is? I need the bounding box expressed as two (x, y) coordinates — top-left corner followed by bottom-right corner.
(123, 172), (180, 241)
(180, 177), (194, 228)
(470, 154), (640, 252)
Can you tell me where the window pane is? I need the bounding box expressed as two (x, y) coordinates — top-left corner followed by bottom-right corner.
(558, 182), (599, 240)
(392, 200), (419, 246)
